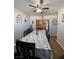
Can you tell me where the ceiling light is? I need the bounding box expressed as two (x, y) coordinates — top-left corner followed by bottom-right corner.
(36, 8), (42, 12)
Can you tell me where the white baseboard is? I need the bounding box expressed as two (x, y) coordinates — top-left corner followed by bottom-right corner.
(56, 40), (64, 49)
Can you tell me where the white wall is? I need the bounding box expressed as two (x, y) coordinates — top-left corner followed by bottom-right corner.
(44, 15), (58, 36)
(14, 8), (30, 42)
(57, 8), (64, 49)
(30, 15), (58, 36)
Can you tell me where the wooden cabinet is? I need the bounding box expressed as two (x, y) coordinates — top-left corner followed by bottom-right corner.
(36, 20), (46, 30)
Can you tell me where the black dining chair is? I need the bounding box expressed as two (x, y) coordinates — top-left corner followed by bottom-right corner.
(14, 40), (23, 59)
(23, 28), (33, 37)
(14, 40), (40, 59)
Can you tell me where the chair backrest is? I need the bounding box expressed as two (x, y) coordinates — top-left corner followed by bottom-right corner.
(15, 40), (22, 56)
(23, 28), (33, 37)
(16, 40), (35, 59)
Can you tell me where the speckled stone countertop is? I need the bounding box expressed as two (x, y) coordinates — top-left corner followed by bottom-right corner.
(20, 30), (52, 59)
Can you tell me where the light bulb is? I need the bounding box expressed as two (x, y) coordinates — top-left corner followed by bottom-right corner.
(36, 8), (42, 12)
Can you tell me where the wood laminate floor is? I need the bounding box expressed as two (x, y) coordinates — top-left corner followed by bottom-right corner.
(49, 36), (64, 59)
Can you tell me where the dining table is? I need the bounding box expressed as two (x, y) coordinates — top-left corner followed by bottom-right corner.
(20, 30), (53, 59)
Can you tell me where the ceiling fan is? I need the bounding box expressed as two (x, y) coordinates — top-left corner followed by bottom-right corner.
(28, 0), (49, 13)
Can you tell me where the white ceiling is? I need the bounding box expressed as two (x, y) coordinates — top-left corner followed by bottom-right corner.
(14, 0), (64, 16)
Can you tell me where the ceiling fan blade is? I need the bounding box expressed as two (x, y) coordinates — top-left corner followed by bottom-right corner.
(40, 0), (43, 5)
(33, 9), (36, 12)
(42, 7), (49, 10)
(29, 4), (36, 8)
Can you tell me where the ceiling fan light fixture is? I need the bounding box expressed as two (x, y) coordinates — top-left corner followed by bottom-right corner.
(36, 8), (42, 12)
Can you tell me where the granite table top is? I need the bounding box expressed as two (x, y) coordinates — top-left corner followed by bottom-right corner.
(20, 30), (52, 59)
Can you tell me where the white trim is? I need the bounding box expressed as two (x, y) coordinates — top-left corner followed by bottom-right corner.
(56, 40), (64, 49)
